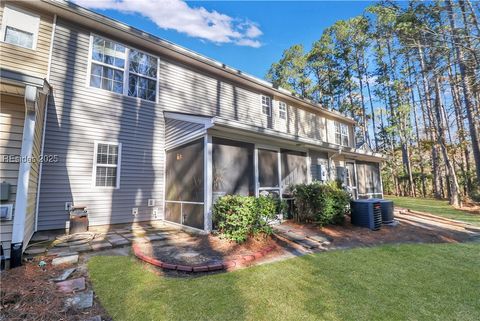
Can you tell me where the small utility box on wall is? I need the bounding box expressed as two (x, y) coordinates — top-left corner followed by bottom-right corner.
(0, 181), (11, 201)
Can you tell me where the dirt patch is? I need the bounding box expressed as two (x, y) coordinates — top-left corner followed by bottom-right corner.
(284, 215), (476, 249)
(0, 257), (109, 321)
(139, 234), (286, 267)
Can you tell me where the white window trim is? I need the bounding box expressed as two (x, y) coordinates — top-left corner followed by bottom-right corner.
(334, 122), (349, 147)
(92, 141), (122, 189)
(261, 95), (272, 117)
(86, 33), (160, 104)
(0, 5), (40, 50)
(278, 101), (287, 120)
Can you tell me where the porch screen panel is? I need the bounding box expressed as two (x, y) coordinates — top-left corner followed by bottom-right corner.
(281, 149), (308, 191)
(212, 137), (255, 197)
(182, 204), (204, 230)
(165, 138), (204, 228)
(258, 149), (279, 188)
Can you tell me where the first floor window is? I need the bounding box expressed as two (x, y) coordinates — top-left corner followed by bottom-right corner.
(261, 95), (272, 116)
(335, 122), (349, 147)
(278, 101), (287, 120)
(93, 142), (121, 188)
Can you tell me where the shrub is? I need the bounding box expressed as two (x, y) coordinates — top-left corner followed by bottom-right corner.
(213, 195), (277, 243)
(292, 181), (351, 225)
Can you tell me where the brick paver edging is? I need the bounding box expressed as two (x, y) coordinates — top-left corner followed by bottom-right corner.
(132, 242), (276, 272)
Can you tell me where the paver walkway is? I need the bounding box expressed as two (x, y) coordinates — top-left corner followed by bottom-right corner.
(25, 222), (185, 257)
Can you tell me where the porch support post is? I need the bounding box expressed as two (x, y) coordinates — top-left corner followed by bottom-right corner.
(11, 85), (38, 267)
(204, 134), (213, 232)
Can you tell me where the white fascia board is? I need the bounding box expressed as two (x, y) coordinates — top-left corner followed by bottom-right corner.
(163, 111), (215, 128)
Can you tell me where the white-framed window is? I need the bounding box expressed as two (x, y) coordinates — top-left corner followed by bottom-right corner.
(92, 142), (122, 188)
(278, 101), (287, 120)
(261, 95), (272, 116)
(88, 34), (158, 102)
(335, 122), (349, 147)
(0, 5), (40, 50)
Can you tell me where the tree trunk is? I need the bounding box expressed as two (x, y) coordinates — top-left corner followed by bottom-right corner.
(447, 0), (480, 183)
(434, 77), (462, 206)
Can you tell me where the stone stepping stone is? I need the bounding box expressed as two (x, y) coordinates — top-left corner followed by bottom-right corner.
(281, 232), (320, 249)
(25, 247), (47, 255)
(144, 234), (167, 242)
(91, 242), (113, 251)
(273, 225), (292, 233)
(64, 290), (93, 310)
(30, 234), (51, 243)
(306, 234), (331, 244)
(52, 254), (79, 266)
(69, 244), (92, 253)
(85, 316), (102, 321)
(51, 268), (76, 282)
(57, 277), (85, 293)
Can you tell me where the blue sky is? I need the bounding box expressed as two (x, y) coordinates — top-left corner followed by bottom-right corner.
(75, 1), (373, 79)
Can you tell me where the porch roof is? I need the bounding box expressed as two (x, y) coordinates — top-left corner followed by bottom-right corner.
(163, 111), (385, 162)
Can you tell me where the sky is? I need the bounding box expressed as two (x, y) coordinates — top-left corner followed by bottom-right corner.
(74, 0), (374, 79)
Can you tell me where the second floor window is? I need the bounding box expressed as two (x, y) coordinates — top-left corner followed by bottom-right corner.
(278, 102), (287, 120)
(89, 35), (158, 102)
(261, 95), (272, 116)
(335, 122), (349, 147)
(0, 5), (40, 50)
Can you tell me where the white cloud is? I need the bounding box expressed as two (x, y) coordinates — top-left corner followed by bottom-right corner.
(74, 0), (263, 47)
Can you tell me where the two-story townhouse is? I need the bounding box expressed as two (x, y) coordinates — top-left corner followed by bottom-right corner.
(0, 0), (384, 264)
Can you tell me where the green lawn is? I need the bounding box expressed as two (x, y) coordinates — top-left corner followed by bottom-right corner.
(89, 243), (480, 321)
(385, 195), (480, 226)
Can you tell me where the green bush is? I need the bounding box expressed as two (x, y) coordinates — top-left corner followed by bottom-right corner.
(213, 195), (277, 243)
(293, 181), (351, 225)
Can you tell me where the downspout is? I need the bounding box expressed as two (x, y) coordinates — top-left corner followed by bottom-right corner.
(10, 85), (38, 268)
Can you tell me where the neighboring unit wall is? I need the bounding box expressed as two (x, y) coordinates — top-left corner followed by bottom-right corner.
(164, 118), (205, 149)
(159, 59), (330, 142)
(0, 95), (25, 257)
(37, 19), (165, 230)
(0, 2), (53, 78)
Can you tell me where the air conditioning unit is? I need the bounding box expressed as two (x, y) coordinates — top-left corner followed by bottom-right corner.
(350, 199), (382, 230)
(0, 204), (13, 221)
(372, 199), (395, 224)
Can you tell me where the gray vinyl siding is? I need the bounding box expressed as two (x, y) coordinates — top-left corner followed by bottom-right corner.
(159, 59), (328, 142)
(37, 19), (165, 230)
(164, 118), (205, 149)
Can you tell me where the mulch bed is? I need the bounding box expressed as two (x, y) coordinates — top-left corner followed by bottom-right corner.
(135, 234), (285, 272)
(284, 215), (475, 249)
(0, 256), (109, 321)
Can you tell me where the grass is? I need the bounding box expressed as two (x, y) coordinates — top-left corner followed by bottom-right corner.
(88, 243), (480, 321)
(385, 195), (480, 226)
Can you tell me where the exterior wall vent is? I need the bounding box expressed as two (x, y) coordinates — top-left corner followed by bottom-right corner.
(0, 204), (13, 221)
